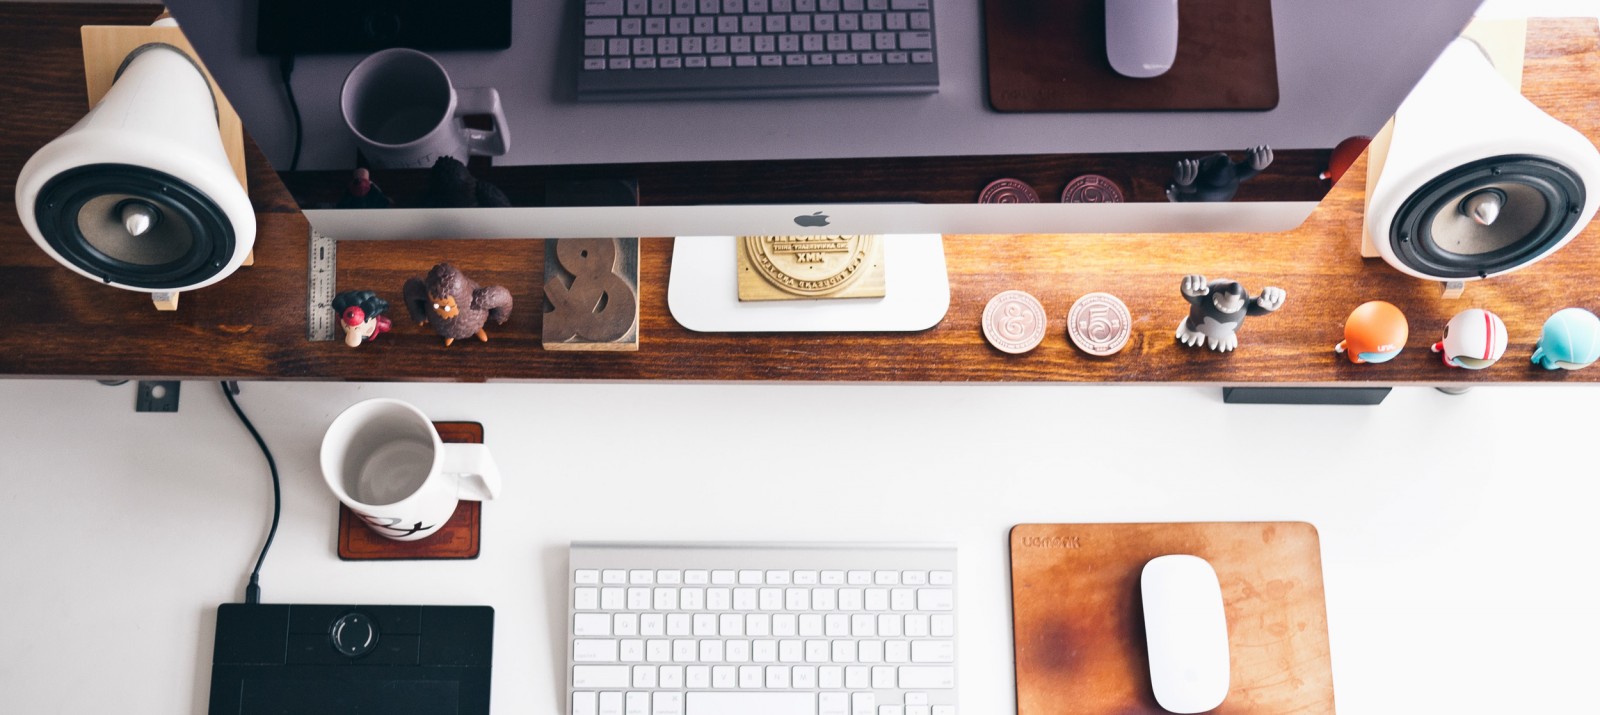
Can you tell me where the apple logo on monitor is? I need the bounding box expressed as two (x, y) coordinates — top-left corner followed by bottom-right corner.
(794, 212), (831, 227)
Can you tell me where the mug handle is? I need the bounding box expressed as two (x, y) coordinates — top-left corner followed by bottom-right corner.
(441, 443), (502, 502)
(455, 87), (510, 157)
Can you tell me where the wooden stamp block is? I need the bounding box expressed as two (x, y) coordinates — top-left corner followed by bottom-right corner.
(736, 235), (886, 301)
(543, 238), (640, 351)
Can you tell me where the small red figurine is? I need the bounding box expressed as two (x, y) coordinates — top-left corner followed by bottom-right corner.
(332, 290), (392, 348)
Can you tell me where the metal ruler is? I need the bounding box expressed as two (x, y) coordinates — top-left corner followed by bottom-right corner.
(306, 229), (337, 341)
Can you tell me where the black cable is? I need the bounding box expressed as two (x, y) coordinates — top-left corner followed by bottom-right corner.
(278, 54), (303, 172)
(220, 381), (281, 605)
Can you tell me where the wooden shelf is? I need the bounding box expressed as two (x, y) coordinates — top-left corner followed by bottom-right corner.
(3, 4), (1598, 385)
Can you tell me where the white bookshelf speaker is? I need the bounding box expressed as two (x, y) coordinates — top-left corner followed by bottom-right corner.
(14, 41), (254, 294)
(1366, 36), (1600, 282)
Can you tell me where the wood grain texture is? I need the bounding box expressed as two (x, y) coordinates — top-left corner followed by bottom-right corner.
(1011, 523), (1333, 715)
(2, 5), (1599, 384)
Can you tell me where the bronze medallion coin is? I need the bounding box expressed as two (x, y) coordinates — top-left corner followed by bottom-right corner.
(979, 178), (1040, 204)
(743, 235), (876, 296)
(1061, 174), (1125, 203)
(1067, 292), (1132, 356)
(982, 290), (1048, 354)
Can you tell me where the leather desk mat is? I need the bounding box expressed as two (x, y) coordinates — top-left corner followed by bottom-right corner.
(1010, 523), (1334, 714)
(984, 0), (1279, 112)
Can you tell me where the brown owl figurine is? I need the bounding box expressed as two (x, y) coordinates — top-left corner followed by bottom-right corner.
(403, 263), (513, 346)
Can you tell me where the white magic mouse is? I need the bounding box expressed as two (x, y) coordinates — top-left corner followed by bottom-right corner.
(1141, 554), (1230, 714)
(1105, 0), (1180, 78)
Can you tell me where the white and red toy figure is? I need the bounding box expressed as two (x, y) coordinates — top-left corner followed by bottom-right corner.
(1431, 308), (1507, 369)
(332, 290), (393, 348)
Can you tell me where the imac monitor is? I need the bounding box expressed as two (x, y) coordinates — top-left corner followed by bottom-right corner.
(162, 0), (1484, 240)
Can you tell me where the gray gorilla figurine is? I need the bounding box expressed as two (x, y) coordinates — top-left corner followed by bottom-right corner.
(1175, 275), (1285, 352)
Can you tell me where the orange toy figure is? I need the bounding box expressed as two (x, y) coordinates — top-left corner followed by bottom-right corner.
(1334, 301), (1408, 364)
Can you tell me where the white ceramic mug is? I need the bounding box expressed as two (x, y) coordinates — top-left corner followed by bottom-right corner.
(320, 398), (500, 541)
(340, 48), (510, 170)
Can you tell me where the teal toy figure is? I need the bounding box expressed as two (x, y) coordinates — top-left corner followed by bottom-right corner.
(1531, 308), (1600, 370)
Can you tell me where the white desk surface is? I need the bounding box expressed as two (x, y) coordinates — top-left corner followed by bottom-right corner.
(1, 379), (1597, 714)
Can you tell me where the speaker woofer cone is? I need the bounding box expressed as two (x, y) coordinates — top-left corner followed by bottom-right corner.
(1389, 155), (1583, 279)
(33, 163), (235, 289)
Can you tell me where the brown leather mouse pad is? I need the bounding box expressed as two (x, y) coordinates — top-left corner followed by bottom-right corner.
(1010, 523), (1334, 714)
(985, 0), (1279, 112)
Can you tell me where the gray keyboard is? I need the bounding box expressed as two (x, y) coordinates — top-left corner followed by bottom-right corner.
(578, 0), (939, 100)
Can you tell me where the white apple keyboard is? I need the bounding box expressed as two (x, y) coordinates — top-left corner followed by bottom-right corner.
(567, 542), (957, 715)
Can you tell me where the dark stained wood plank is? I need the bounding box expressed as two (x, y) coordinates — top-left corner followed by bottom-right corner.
(1, 6), (1597, 385)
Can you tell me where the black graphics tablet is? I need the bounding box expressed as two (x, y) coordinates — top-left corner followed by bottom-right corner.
(209, 604), (492, 715)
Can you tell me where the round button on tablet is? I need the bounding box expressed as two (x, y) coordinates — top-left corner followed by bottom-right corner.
(330, 612), (378, 657)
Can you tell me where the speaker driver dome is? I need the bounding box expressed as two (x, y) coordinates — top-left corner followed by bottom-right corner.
(1388, 155), (1583, 280)
(34, 164), (235, 290)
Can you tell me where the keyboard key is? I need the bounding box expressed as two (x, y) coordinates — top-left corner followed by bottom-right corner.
(575, 691), (598, 715)
(600, 692), (624, 715)
(759, 588), (784, 610)
(907, 705), (929, 715)
(930, 615), (953, 637)
(779, 639), (803, 662)
(929, 571), (953, 585)
(576, 613), (613, 636)
(806, 640), (830, 663)
(583, 57), (608, 70)
(785, 54), (808, 65)
(654, 692), (682, 715)
(773, 614), (798, 636)
(851, 614), (875, 637)
(872, 665), (895, 688)
(877, 614), (902, 637)
(793, 664), (817, 688)
(674, 640), (698, 662)
(655, 588), (679, 610)
(886, 12), (906, 30)
(631, 570), (654, 585)
(712, 665), (736, 688)
(712, 570), (736, 585)
(578, 569), (602, 584)
(660, 665), (684, 688)
(687, 692), (813, 715)
(633, 664), (658, 688)
(733, 588), (757, 610)
(931, 707), (954, 715)
(820, 692), (848, 715)
(909, 11), (930, 29)
(885, 51), (906, 63)
(642, 614), (665, 636)
(765, 665), (790, 688)
(646, 18), (668, 34)
(863, 14), (884, 31)
(622, 639), (645, 661)
(885, 640), (910, 663)
(891, 588), (915, 611)
(627, 0), (648, 12)
(629, 588), (653, 610)
(747, 614), (771, 637)
(819, 665), (844, 688)
(699, 639), (725, 662)
(912, 51), (933, 63)
(586, 39), (608, 56)
(838, 589), (862, 611)
(739, 665), (763, 688)
(898, 31), (931, 49)
(668, 588), (697, 610)
(916, 589), (953, 611)
(720, 614), (743, 636)
(699, 0), (718, 10)
(852, 692), (876, 715)
(603, 588), (626, 610)
(627, 692), (649, 715)
(616, 614), (640, 637)
(897, 666), (954, 689)
(786, 588), (810, 611)
(833, 640), (858, 662)
(848, 571), (872, 585)
(800, 614), (823, 636)
(576, 639), (620, 662)
(574, 665), (632, 688)
(825, 614), (849, 636)
(865, 589), (889, 611)
(905, 694), (928, 706)
(687, 665), (711, 688)
(880, 706), (904, 715)
(694, 614), (717, 636)
(862, 52), (882, 63)
(711, 55), (734, 66)
(621, 18), (643, 34)
(845, 665), (870, 689)
(577, 588), (600, 610)
(753, 640), (777, 662)
(587, 18), (621, 36)
(588, 0), (626, 15)
(725, 640), (751, 662)
(861, 640), (885, 663)
(911, 640), (953, 663)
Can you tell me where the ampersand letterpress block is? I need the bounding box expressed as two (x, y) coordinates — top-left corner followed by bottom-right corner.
(542, 238), (640, 351)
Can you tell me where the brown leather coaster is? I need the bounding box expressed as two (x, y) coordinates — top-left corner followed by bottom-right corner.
(337, 422), (484, 561)
(984, 0), (1278, 112)
(1011, 522), (1334, 715)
